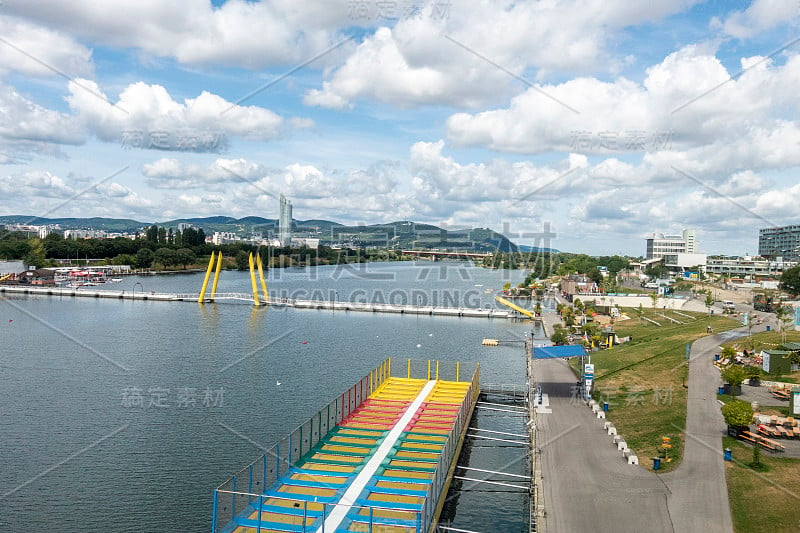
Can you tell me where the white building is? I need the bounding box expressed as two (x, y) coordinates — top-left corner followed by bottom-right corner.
(64, 229), (108, 239)
(646, 229), (698, 259)
(212, 232), (239, 245)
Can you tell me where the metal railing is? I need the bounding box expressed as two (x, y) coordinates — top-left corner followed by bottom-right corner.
(212, 358), (480, 533)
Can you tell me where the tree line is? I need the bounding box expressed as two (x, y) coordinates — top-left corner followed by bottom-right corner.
(0, 226), (410, 270)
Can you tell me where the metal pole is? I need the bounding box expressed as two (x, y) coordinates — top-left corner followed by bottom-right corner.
(211, 490), (218, 533)
(256, 494), (263, 533)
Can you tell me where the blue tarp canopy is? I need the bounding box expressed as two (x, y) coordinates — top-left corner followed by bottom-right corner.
(533, 345), (587, 359)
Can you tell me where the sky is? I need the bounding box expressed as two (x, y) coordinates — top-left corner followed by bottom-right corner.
(0, 0), (799, 256)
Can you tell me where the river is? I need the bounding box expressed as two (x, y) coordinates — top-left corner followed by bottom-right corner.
(0, 261), (538, 532)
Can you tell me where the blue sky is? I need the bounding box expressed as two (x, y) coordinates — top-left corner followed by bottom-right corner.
(0, 0), (798, 256)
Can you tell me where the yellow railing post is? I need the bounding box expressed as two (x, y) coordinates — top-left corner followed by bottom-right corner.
(256, 253), (268, 304)
(456, 362), (460, 382)
(436, 361), (439, 380)
(388, 357), (391, 378)
(427, 360), (431, 380)
(248, 253), (260, 306)
(407, 358), (411, 379)
(210, 251), (223, 300)
(198, 251), (215, 303)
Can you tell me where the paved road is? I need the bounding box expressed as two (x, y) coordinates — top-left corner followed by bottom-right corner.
(661, 322), (769, 533)
(534, 307), (775, 532)
(535, 357), (673, 532)
(535, 310), (673, 532)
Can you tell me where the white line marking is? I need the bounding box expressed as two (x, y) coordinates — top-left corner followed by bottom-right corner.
(316, 380), (437, 532)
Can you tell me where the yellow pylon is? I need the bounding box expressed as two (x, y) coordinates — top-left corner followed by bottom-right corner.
(248, 252), (260, 306)
(256, 253), (268, 304)
(198, 251), (215, 303)
(210, 251), (223, 300)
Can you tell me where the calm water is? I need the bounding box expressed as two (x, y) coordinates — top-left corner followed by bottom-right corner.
(0, 262), (532, 532)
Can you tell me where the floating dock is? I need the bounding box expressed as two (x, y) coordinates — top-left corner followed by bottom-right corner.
(0, 286), (518, 319)
(212, 358), (479, 533)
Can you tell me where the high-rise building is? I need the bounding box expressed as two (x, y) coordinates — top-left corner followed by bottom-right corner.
(645, 229), (698, 259)
(279, 194), (293, 246)
(759, 225), (800, 260)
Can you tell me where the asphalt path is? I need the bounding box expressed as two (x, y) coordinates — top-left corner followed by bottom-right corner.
(535, 308), (770, 532)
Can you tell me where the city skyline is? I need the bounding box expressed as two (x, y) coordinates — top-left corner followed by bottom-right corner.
(1, 1), (799, 256)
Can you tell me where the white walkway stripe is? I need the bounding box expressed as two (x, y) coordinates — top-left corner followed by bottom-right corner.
(316, 380), (437, 533)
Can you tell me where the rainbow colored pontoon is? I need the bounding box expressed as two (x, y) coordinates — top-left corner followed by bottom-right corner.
(212, 358), (479, 533)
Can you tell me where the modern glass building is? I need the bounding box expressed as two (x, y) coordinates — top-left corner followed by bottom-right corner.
(759, 225), (800, 260)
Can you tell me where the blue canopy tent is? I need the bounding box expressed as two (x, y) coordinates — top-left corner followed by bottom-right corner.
(532, 345), (587, 358)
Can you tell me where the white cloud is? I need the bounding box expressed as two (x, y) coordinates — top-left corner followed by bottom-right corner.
(66, 79), (291, 150)
(444, 45), (800, 180)
(720, 0), (799, 39)
(0, 84), (84, 145)
(306, 0), (700, 108)
(5, 0), (350, 69)
(0, 16), (93, 77)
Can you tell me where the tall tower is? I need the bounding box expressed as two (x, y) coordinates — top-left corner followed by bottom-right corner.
(279, 194), (293, 246)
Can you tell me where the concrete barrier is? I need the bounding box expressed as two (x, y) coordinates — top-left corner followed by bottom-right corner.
(628, 455), (639, 465)
(596, 411), (605, 419)
(607, 426), (617, 436)
(613, 435), (623, 444)
(617, 440), (627, 451)
(603, 421), (614, 430)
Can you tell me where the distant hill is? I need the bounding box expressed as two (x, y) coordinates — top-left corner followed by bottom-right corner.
(0, 215), (144, 232)
(0, 215), (518, 252)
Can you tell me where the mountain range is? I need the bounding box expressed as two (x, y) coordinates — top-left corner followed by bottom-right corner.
(0, 215), (551, 253)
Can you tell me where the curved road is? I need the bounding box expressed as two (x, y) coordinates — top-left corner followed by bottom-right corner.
(536, 307), (766, 532)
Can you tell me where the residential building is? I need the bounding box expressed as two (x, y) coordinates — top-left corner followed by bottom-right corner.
(178, 223), (193, 232)
(645, 229), (698, 260)
(759, 225), (800, 260)
(279, 194), (293, 246)
(212, 232), (239, 245)
(64, 229), (108, 239)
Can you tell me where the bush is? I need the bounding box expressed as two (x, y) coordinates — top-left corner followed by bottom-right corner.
(722, 400), (753, 427)
(721, 365), (747, 388)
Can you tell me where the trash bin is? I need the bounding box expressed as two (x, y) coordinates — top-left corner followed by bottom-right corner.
(603, 402), (609, 411)
(766, 325), (771, 331)
(653, 457), (661, 470)
(718, 386), (725, 395)
(724, 448), (732, 461)
(714, 354), (720, 361)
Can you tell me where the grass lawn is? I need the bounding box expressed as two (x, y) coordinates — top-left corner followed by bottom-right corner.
(570, 309), (739, 472)
(724, 436), (800, 533)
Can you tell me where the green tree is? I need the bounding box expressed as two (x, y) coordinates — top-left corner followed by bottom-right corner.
(721, 346), (737, 361)
(136, 248), (154, 269)
(721, 400), (753, 428)
(167, 227), (174, 244)
(235, 250), (250, 270)
(775, 303), (793, 343)
(157, 227), (167, 244)
(146, 225), (159, 243)
(174, 248), (196, 269)
(23, 238), (48, 268)
(704, 291), (715, 313)
(587, 269), (603, 285)
(534, 302), (542, 316)
(154, 247), (177, 268)
(721, 366), (746, 398)
(780, 265), (800, 296)
(551, 328), (569, 345)
(111, 253), (135, 266)
(649, 292), (659, 315)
